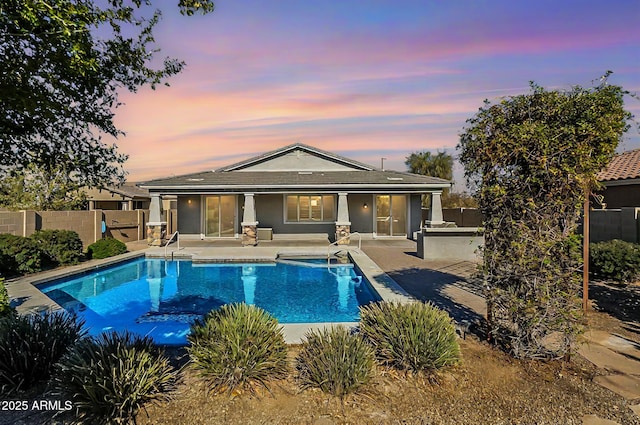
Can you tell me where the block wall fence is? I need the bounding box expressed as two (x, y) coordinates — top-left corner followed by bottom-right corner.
(0, 209), (180, 249)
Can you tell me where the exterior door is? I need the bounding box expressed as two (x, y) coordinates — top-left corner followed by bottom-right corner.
(375, 195), (406, 236)
(205, 195), (236, 237)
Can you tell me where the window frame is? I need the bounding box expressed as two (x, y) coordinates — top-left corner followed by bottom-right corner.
(284, 194), (336, 223)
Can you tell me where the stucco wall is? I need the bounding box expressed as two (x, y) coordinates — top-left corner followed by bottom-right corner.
(348, 194), (373, 234)
(255, 194), (334, 236)
(409, 194), (422, 237)
(417, 228), (484, 261)
(177, 196), (201, 235)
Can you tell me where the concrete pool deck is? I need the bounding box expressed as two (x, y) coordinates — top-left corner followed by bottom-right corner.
(6, 239), (484, 343)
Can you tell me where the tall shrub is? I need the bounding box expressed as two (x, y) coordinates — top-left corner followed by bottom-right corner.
(590, 240), (640, 283)
(458, 75), (633, 358)
(0, 234), (47, 276)
(31, 229), (84, 265)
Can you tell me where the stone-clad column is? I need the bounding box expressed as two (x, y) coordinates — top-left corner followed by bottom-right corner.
(242, 193), (258, 246)
(147, 194), (166, 246)
(335, 192), (351, 244)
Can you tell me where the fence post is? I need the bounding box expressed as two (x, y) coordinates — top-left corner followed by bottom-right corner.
(93, 210), (103, 244)
(21, 210), (37, 237)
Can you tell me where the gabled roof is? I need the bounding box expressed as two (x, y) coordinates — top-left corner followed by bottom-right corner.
(141, 170), (450, 190)
(140, 143), (451, 193)
(598, 149), (640, 182)
(216, 143), (374, 172)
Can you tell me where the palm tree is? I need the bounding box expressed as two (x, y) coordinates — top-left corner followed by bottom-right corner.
(405, 150), (453, 180)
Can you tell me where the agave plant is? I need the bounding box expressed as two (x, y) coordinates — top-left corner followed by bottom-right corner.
(187, 303), (288, 395)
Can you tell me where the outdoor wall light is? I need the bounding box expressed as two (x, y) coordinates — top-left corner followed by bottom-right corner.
(188, 199), (192, 205)
(363, 202), (368, 209)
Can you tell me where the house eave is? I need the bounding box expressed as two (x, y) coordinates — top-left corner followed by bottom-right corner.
(601, 178), (640, 187)
(141, 183), (451, 193)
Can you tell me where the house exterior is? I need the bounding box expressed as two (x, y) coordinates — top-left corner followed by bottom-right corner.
(597, 148), (640, 208)
(140, 143), (451, 245)
(85, 183), (151, 211)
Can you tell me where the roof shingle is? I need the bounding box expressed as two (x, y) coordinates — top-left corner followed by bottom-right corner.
(598, 149), (640, 182)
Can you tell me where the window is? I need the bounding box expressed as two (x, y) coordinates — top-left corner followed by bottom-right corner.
(286, 195), (335, 222)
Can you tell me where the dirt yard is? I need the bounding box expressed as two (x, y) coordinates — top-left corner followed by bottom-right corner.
(4, 281), (639, 425)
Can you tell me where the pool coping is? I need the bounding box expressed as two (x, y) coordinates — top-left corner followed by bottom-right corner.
(6, 247), (414, 344)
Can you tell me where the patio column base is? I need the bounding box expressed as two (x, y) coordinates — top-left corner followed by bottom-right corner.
(242, 223), (258, 246)
(335, 224), (351, 245)
(146, 222), (166, 246)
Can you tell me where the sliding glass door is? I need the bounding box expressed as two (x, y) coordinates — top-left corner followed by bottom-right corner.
(375, 195), (406, 236)
(205, 195), (236, 237)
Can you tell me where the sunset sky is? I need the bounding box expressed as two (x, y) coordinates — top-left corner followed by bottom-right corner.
(109, 0), (640, 188)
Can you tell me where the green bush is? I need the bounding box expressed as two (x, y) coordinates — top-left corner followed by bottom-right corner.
(360, 301), (460, 373)
(296, 326), (375, 397)
(187, 303), (288, 395)
(54, 331), (176, 424)
(0, 311), (85, 394)
(0, 279), (13, 319)
(0, 234), (47, 276)
(87, 237), (127, 259)
(590, 239), (640, 283)
(31, 229), (84, 265)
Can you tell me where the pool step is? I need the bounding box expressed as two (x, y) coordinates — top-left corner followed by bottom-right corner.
(276, 258), (354, 268)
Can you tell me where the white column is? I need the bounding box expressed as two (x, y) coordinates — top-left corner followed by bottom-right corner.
(427, 191), (445, 226)
(148, 194), (165, 225)
(336, 192), (350, 225)
(241, 193), (257, 226)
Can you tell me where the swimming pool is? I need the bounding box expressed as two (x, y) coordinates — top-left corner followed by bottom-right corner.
(38, 257), (381, 345)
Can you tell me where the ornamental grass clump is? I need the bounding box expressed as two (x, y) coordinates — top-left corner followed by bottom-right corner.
(296, 326), (375, 398)
(54, 331), (177, 424)
(0, 311), (85, 394)
(360, 301), (460, 373)
(187, 303), (288, 395)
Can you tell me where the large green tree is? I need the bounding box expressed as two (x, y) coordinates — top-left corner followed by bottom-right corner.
(0, 0), (214, 206)
(458, 75), (633, 359)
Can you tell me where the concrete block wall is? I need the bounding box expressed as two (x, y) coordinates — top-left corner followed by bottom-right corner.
(104, 210), (143, 243)
(0, 208), (151, 247)
(0, 211), (24, 236)
(39, 210), (102, 248)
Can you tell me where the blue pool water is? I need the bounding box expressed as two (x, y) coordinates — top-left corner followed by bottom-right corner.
(39, 257), (380, 345)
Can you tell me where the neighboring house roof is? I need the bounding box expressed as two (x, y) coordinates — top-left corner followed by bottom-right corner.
(598, 149), (640, 183)
(86, 183), (150, 200)
(141, 144), (450, 193)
